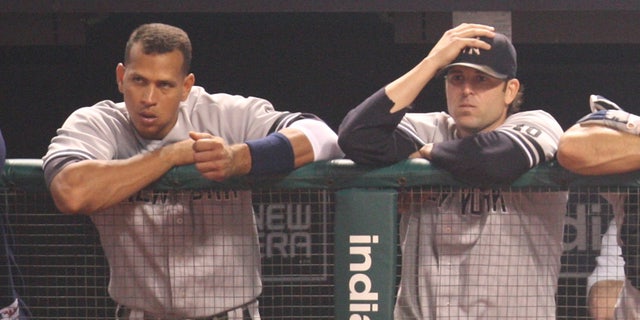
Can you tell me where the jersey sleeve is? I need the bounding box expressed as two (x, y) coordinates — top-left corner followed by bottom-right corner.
(429, 110), (563, 185)
(496, 110), (563, 167)
(41, 102), (130, 187)
(189, 90), (321, 143)
(338, 88), (422, 165)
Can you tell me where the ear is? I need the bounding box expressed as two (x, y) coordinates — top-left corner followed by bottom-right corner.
(181, 73), (196, 101)
(504, 78), (520, 105)
(115, 63), (125, 93)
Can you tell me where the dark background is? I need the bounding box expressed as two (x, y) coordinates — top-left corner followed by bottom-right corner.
(1, 2), (640, 159)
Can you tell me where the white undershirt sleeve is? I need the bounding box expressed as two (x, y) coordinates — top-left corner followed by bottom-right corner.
(289, 119), (344, 161)
(587, 219), (626, 296)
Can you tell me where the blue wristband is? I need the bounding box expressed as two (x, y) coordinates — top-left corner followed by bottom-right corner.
(246, 132), (295, 175)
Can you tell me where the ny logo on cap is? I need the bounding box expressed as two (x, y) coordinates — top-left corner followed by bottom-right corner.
(461, 37), (482, 56)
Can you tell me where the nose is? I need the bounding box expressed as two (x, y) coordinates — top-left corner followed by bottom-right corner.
(142, 86), (157, 105)
(461, 82), (474, 96)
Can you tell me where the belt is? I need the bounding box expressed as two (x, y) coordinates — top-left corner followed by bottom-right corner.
(116, 301), (255, 320)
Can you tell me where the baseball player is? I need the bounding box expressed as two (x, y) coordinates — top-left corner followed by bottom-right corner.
(559, 95), (640, 319)
(338, 24), (567, 319)
(42, 23), (343, 320)
(1, 131), (31, 320)
(1, 129), (31, 320)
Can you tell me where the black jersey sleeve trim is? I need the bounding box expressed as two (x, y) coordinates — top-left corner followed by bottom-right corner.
(268, 113), (322, 133)
(497, 128), (546, 168)
(42, 156), (84, 188)
(338, 88), (421, 165)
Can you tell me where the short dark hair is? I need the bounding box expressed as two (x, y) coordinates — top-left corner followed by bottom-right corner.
(124, 23), (192, 75)
(508, 84), (524, 115)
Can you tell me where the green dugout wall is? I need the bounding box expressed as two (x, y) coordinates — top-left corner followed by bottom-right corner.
(1, 158), (638, 319)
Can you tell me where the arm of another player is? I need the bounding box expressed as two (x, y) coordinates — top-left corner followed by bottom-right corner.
(191, 119), (343, 181)
(558, 123), (640, 175)
(587, 220), (625, 320)
(48, 139), (196, 215)
(589, 280), (624, 320)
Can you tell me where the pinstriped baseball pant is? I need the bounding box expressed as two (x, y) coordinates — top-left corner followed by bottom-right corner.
(115, 300), (258, 320)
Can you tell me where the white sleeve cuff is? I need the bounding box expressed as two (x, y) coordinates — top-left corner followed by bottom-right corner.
(289, 119), (344, 161)
(587, 220), (626, 295)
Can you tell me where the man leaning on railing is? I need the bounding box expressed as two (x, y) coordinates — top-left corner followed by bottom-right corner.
(558, 94), (640, 319)
(338, 23), (567, 319)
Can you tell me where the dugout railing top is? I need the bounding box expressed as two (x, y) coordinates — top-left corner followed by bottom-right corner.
(3, 158), (640, 191)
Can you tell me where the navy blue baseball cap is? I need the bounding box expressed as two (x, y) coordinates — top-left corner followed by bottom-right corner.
(442, 32), (517, 80)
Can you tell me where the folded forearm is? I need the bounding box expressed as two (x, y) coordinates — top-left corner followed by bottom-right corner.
(558, 124), (640, 175)
(429, 132), (531, 185)
(50, 148), (178, 214)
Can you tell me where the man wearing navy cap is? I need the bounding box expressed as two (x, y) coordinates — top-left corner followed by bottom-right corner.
(338, 24), (566, 319)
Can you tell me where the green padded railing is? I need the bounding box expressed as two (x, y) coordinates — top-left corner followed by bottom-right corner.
(5, 158), (620, 191)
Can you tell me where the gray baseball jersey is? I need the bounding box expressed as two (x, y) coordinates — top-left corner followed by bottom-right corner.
(394, 110), (568, 319)
(42, 86), (310, 318)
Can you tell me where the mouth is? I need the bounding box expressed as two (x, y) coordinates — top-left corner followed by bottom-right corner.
(137, 112), (158, 125)
(458, 102), (476, 108)
(456, 104), (476, 113)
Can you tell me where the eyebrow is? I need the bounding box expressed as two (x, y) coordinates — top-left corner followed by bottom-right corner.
(128, 71), (178, 84)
